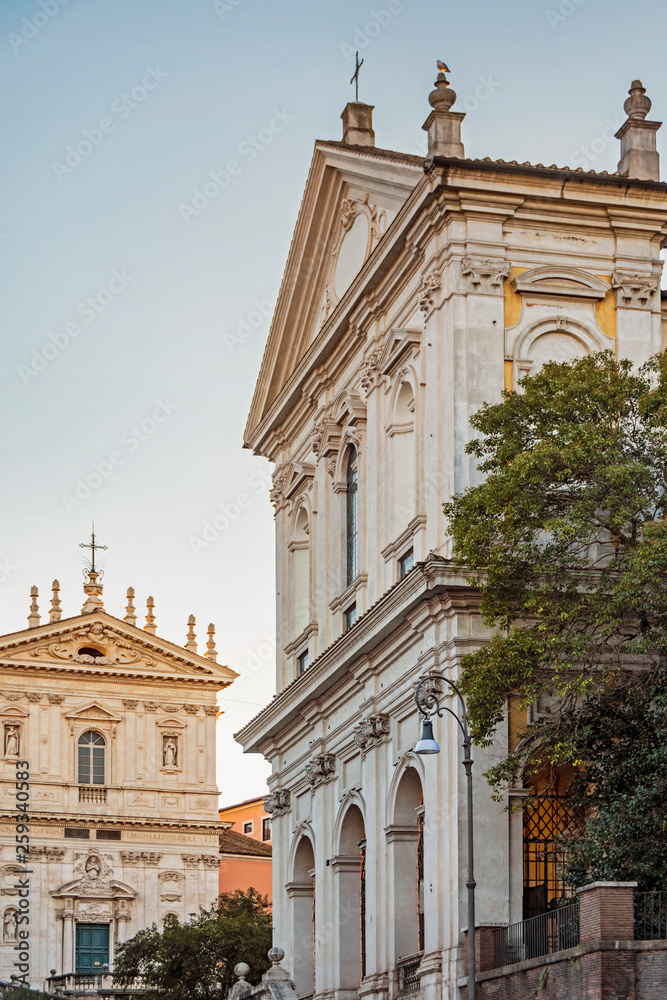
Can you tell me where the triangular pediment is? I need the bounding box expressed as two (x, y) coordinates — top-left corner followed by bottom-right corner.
(379, 327), (422, 376)
(245, 142), (422, 455)
(0, 611), (237, 684)
(64, 701), (123, 723)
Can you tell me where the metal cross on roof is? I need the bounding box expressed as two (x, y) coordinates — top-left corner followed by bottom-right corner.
(350, 51), (364, 103)
(80, 524), (107, 573)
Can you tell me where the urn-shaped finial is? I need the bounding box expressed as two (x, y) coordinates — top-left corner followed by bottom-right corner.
(429, 61), (456, 112)
(624, 80), (652, 121)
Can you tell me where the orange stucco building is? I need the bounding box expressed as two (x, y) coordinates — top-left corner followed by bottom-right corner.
(219, 794), (272, 844)
(219, 827), (272, 900)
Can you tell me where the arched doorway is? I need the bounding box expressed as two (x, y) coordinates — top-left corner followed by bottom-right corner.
(334, 804), (366, 989)
(388, 766), (424, 962)
(289, 836), (315, 998)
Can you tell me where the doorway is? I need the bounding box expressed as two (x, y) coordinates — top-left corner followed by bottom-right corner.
(75, 923), (109, 973)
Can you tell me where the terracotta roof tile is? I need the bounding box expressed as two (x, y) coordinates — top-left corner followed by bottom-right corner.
(219, 829), (272, 857)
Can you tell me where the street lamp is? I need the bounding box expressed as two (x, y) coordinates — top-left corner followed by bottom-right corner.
(414, 674), (477, 1000)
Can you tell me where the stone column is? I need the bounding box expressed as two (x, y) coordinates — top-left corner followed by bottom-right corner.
(285, 881), (315, 998)
(62, 909), (74, 974)
(385, 826), (421, 964)
(330, 855), (363, 1000)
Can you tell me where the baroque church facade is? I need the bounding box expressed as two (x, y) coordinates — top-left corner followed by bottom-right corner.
(0, 568), (235, 987)
(237, 69), (667, 999)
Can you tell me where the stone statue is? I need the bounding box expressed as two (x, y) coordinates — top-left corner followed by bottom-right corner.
(4, 726), (19, 757)
(163, 738), (178, 768)
(3, 909), (17, 942)
(85, 855), (101, 880)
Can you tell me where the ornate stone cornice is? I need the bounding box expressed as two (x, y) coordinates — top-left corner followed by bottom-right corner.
(305, 753), (336, 788)
(264, 788), (291, 816)
(352, 713), (390, 752)
(612, 271), (660, 308)
(461, 257), (511, 293)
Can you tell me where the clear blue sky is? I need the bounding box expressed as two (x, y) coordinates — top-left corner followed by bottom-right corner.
(1, 0), (665, 803)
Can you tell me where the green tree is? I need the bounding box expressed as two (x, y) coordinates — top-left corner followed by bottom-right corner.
(114, 889), (272, 1000)
(443, 351), (667, 883)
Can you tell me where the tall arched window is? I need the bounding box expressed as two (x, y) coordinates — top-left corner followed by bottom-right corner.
(346, 448), (358, 586)
(392, 382), (416, 536)
(78, 731), (105, 785)
(293, 507), (310, 638)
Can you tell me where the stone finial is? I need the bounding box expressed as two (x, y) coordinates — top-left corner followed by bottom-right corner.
(144, 596), (157, 635)
(624, 80), (652, 120)
(81, 570), (105, 614)
(616, 79), (661, 181)
(49, 580), (62, 623)
(262, 947), (293, 985)
(228, 963), (252, 1000)
(206, 623), (217, 661)
(341, 102), (375, 147)
(28, 586), (40, 628)
(124, 587), (137, 626)
(422, 59), (465, 159)
(429, 61), (457, 112)
(185, 614), (198, 653)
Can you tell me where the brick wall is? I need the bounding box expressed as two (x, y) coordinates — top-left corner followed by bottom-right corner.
(457, 883), (667, 1000)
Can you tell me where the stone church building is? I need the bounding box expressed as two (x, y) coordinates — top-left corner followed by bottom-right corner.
(237, 68), (667, 999)
(0, 568), (235, 987)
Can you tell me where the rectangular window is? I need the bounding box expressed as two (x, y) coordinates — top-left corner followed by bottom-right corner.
(64, 828), (90, 839)
(344, 604), (357, 631)
(297, 649), (309, 675)
(262, 818), (271, 841)
(96, 830), (121, 840)
(399, 548), (414, 578)
(243, 821), (253, 835)
(346, 449), (359, 586)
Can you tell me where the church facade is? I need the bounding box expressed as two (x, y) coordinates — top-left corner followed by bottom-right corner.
(237, 70), (667, 1000)
(0, 570), (235, 988)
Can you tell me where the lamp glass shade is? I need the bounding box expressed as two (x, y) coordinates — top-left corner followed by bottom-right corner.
(415, 717), (440, 754)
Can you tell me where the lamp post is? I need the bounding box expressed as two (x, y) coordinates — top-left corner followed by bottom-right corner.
(414, 674), (476, 1000)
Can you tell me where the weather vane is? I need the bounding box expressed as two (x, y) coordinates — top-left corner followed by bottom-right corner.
(80, 523), (107, 576)
(350, 50), (364, 103)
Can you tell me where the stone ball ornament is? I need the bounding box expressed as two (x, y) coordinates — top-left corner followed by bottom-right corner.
(268, 947), (285, 965)
(234, 963), (250, 979)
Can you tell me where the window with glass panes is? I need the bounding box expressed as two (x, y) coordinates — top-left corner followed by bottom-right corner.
(78, 731), (105, 785)
(346, 448), (358, 586)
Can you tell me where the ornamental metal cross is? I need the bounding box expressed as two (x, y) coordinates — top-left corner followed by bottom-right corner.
(80, 525), (107, 573)
(350, 51), (364, 102)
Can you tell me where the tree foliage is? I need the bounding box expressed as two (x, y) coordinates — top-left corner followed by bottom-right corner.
(114, 889), (272, 1000)
(443, 351), (667, 884)
(561, 677), (667, 891)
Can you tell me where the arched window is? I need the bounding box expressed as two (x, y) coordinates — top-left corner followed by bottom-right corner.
(346, 448), (358, 586)
(78, 731), (105, 785)
(392, 382), (416, 535)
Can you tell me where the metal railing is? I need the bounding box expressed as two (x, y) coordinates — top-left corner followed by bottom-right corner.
(493, 901), (580, 969)
(396, 952), (423, 995)
(634, 891), (667, 941)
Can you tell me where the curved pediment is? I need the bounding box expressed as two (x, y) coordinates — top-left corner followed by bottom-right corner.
(511, 266), (610, 301)
(51, 878), (137, 900)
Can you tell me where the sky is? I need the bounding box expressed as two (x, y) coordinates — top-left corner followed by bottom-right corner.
(1, 0), (666, 805)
